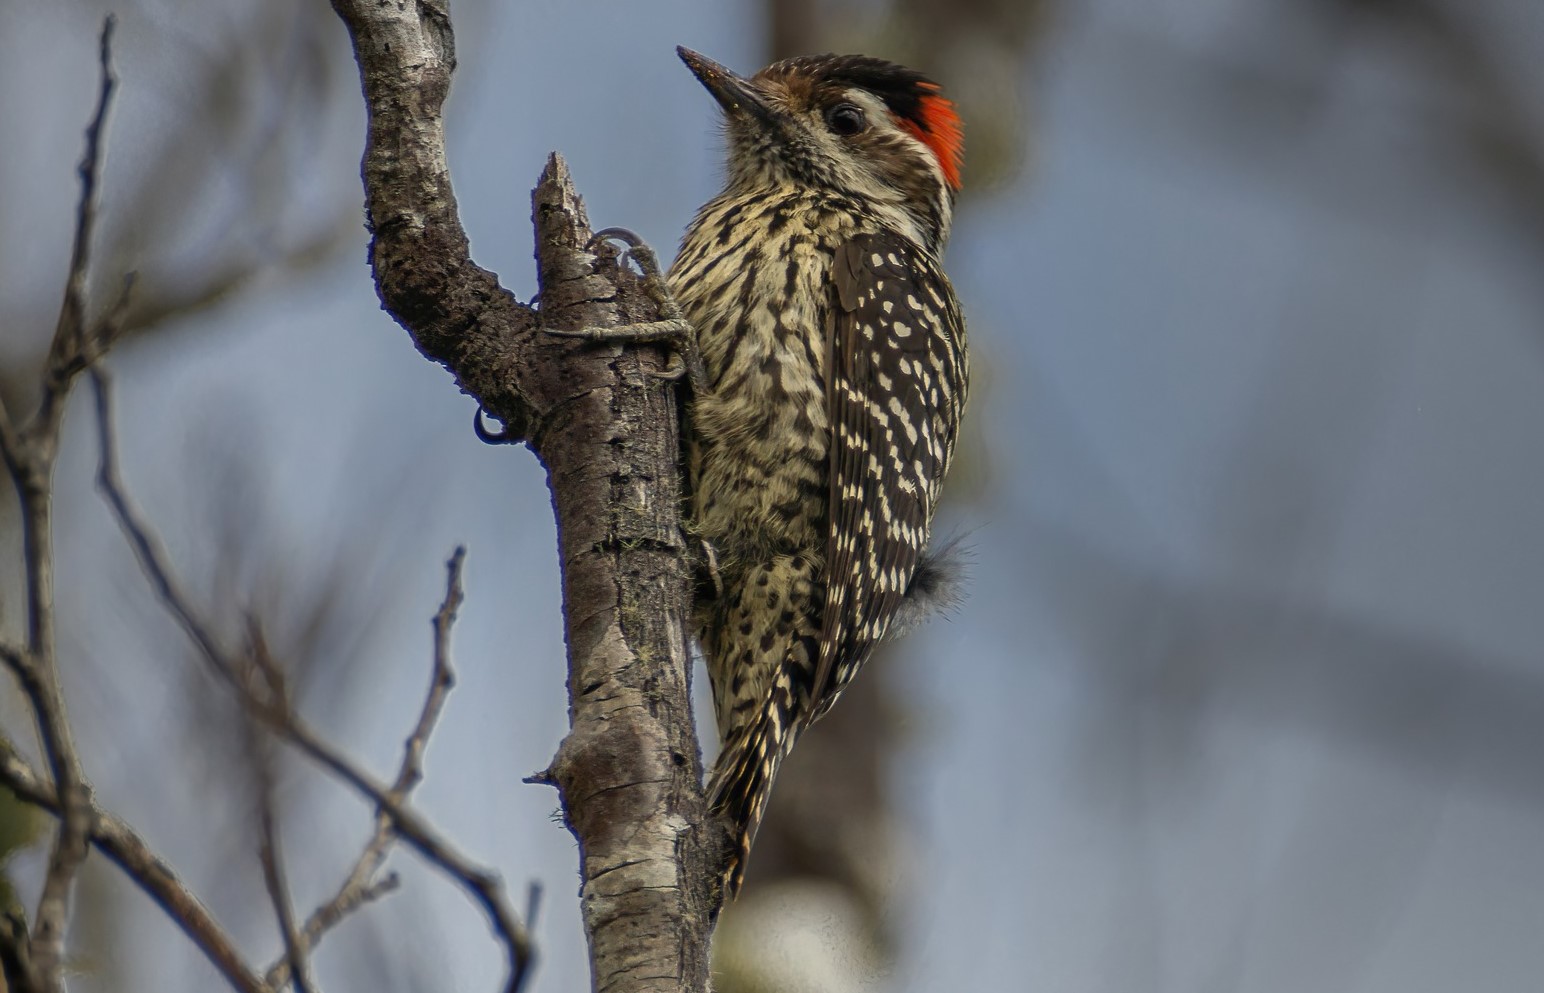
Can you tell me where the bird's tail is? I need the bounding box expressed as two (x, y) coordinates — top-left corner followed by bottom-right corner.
(707, 695), (797, 897)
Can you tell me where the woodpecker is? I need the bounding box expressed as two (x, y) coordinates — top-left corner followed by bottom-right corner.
(668, 48), (969, 895)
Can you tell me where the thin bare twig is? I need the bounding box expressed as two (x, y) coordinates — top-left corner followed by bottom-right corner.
(257, 783), (316, 993)
(264, 547), (467, 988)
(3, 18), (122, 987)
(89, 367), (233, 679)
(89, 366), (535, 992)
(96, 272), (138, 355)
(259, 687), (534, 991)
(262, 874), (399, 990)
(0, 642), (31, 678)
(0, 740), (267, 993)
(247, 597), (535, 993)
(408, 548), (465, 796)
(0, 19), (271, 993)
(38, 15), (118, 438)
(0, 908), (40, 993)
(234, 651), (313, 993)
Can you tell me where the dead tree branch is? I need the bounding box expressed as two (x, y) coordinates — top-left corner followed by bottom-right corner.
(0, 739), (268, 993)
(248, 700), (317, 993)
(0, 18), (119, 991)
(263, 547), (470, 990)
(327, 1), (727, 989)
(89, 368), (537, 991)
(1, 11), (558, 991)
(0, 20), (271, 993)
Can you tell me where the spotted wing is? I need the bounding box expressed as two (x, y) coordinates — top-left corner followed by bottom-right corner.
(811, 232), (968, 718)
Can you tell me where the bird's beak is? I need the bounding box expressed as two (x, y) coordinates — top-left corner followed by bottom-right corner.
(677, 47), (780, 129)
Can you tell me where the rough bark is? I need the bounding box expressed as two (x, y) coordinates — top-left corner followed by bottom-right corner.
(327, 1), (725, 989)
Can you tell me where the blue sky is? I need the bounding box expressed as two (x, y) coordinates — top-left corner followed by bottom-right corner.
(4, 1), (1544, 991)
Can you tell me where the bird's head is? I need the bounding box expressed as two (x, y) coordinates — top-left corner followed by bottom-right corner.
(678, 47), (963, 252)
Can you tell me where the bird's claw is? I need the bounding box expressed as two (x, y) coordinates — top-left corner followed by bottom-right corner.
(698, 537), (723, 599)
(650, 350), (689, 384)
(658, 334), (708, 395)
(474, 405), (523, 445)
(590, 227), (666, 281)
(541, 228), (706, 395)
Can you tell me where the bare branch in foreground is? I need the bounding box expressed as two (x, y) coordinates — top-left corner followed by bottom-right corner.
(257, 805), (315, 993)
(89, 365), (534, 992)
(0, 19), (274, 993)
(0, 18), (121, 990)
(247, 693), (535, 993)
(264, 547), (474, 990)
(247, 696), (317, 993)
(0, 740), (268, 993)
(36, 15), (118, 436)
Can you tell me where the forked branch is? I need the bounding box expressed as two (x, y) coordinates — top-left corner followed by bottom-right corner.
(328, 0), (727, 989)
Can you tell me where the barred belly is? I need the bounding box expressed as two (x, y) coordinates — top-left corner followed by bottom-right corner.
(668, 189), (855, 732)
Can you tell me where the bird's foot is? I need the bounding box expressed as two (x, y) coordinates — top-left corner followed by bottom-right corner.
(542, 227), (707, 395)
(474, 405), (524, 446)
(696, 535), (723, 600)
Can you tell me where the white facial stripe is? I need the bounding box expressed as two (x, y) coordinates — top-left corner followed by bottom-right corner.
(839, 89), (949, 200)
(842, 89), (896, 131)
(725, 81), (954, 251)
(859, 89), (952, 251)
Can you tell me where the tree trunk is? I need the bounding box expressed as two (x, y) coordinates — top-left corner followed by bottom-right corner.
(326, 2), (726, 988)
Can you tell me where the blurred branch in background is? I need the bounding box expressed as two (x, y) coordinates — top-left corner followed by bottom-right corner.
(0, 15), (536, 990)
(1033, 515), (1544, 810)
(1086, 0), (1544, 256)
(0, 734), (265, 993)
(92, 0), (357, 339)
(1318, 0), (1544, 237)
(92, 359), (537, 991)
(1021, 0), (1544, 811)
(0, 0), (359, 416)
(0, 19), (123, 991)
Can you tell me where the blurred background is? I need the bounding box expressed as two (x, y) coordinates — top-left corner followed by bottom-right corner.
(3, 0), (1544, 991)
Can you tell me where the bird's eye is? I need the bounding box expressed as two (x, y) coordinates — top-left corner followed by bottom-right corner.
(825, 103), (866, 137)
